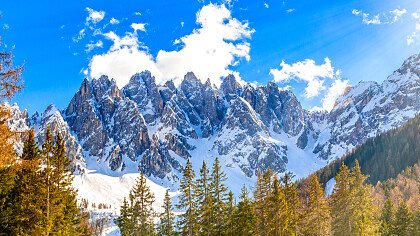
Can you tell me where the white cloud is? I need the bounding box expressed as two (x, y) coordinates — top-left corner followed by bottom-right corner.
(103, 31), (140, 51)
(85, 40), (103, 53)
(131, 23), (146, 32)
(407, 10), (420, 45)
(87, 3), (254, 87)
(270, 58), (337, 98)
(86, 7), (105, 24)
(181, 21), (185, 27)
(2, 24), (9, 30)
(264, 3), (269, 9)
(110, 18), (120, 25)
(154, 3), (254, 86)
(286, 9), (296, 13)
(389, 8), (407, 23)
(413, 10), (420, 19)
(89, 47), (160, 88)
(352, 8), (407, 25)
(73, 29), (86, 42)
(319, 79), (349, 111)
(352, 9), (381, 25)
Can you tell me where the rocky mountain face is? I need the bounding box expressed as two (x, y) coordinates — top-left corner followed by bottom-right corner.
(6, 54), (420, 184)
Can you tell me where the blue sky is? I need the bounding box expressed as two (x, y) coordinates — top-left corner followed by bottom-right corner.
(1, 0), (419, 113)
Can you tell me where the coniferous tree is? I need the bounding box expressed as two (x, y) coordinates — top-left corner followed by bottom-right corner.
(42, 127), (54, 235)
(4, 130), (43, 235)
(392, 201), (413, 236)
(194, 161), (213, 235)
(51, 132), (84, 235)
(234, 185), (256, 236)
(253, 168), (265, 232)
(157, 190), (175, 236)
(223, 191), (236, 236)
(116, 172), (155, 236)
(209, 157), (228, 235)
(116, 198), (132, 236)
(177, 159), (197, 236)
(129, 172), (156, 236)
(254, 168), (273, 236)
(379, 198), (394, 236)
(330, 162), (352, 236)
(282, 172), (302, 235)
(300, 174), (331, 236)
(267, 175), (292, 236)
(348, 161), (378, 235)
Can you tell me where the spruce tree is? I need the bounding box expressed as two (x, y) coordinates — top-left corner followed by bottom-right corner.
(392, 201), (413, 236)
(209, 157), (228, 235)
(128, 172), (156, 236)
(194, 161), (213, 235)
(348, 161), (378, 235)
(234, 185), (256, 236)
(379, 198), (394, 236)
(116, 197), (132, 236)
(300, 174), (331, 236)
(6, 129), (44, 235)
(330, 162), (351, 236)
(41, 127), (54, 235)
(223, 191), (236, 236)
(267, 175), (292, 236)
(254, 168), (273, 236)
(177, 159), (197, 236)
(51, 132), (85, 235)
(157, 190), (175, 236)
(281, 172), (302, 235)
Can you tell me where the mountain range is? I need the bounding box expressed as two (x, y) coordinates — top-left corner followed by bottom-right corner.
(4, 54), (420, 193)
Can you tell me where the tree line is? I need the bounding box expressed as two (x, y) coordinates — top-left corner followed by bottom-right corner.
(315, 114), (420, 186)
(116, 158), (420, 236)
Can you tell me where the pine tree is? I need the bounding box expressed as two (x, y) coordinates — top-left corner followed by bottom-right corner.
(267, 175), (292, 236)
(330, 162), (351, 236)
(234, 185), (256, 236)
(254, 168), (273, 236)
(281, 172), (302, 235)
(300, 174), (331, 236)
(379, 198), (394, 236)
(41, 127), (55, 235)
(50, 132), (85, 235)
(3, 129), (43, 235)
(223, 191), (236, 236)
(194, 161), (213, 235)
(348, 161), (378, 235)
(157, 190), (175, 236)
(177, 159), (197, 236)
(392, 201), (413, 236)
(116, 197), (132, 236)
(128, 172), (156, 236)
(209, 157), (229, 235)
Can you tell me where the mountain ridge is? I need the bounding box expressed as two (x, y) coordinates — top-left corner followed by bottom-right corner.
(4, 54), (420, 193)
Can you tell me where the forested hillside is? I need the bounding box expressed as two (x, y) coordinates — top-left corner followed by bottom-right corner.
(315, 114), (420, 185)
